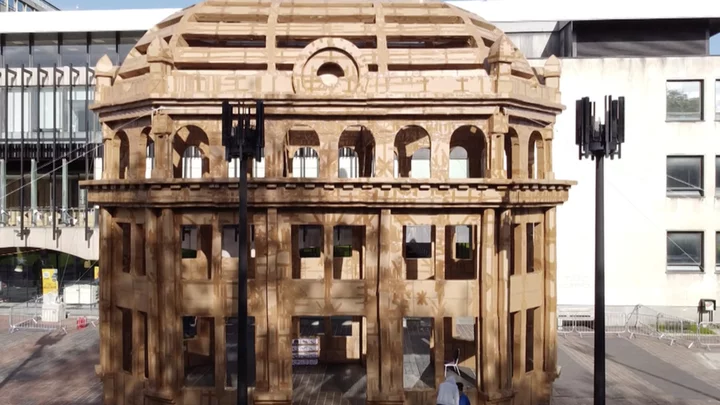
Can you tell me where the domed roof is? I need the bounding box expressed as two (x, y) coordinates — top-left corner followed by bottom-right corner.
(115, 0), (539, 82)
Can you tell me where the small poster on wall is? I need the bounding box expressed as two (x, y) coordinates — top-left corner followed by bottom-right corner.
(42, 268), (59, 295)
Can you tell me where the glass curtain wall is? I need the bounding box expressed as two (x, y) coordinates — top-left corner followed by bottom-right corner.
(2, 86), (99, 141)
(0, 31), (143, 67)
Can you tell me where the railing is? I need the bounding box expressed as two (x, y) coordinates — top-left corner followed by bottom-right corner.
(558, 304), (720, 350)
(0, 207), (98, 228)
(8, 294), (99, 334)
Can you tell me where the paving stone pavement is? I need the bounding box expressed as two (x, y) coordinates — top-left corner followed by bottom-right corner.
(0, 326), (102, 405)
(4, 325), (720, 405)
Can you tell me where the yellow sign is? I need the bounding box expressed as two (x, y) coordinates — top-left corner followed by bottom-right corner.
(94, 266), (100, 280)
(42, 268), (59, 295)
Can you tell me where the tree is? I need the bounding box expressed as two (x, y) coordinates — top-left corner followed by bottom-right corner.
(667, 88), (700, 118)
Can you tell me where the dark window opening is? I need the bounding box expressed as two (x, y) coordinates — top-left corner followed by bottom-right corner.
(667, 156), (703, 197)
(275, 35), (377, 49)
(386, 35), (476, 49)
(333, 226), (353, 258)
(182, 35), (267, 48)
(120, 223), (131, 273)
(667, 231), (703, 270)
(525, 308), (535, 372)
(526, 223), (535, 273)
(181, 225), (198, 259)
(299, 225), (322, 258)
(454, 225), (472, 260)
(121, 307), (132, 373)
(404, 225), (432, 259)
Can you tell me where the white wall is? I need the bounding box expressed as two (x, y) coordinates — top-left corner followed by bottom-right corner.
(552, 56), (720, 307)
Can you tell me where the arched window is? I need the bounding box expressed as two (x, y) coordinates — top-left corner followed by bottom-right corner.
(449, 146), (469, 179)
(182, 146), (203, 179)
(411, 148), (431, 179)
(145, 140), (155, 179)
(292, 147), (319, 178)
(393, 152), (399, 178)
(253, 157), (265, 178)
(528, 132), (544, 180)
(338, 147), (359, 178)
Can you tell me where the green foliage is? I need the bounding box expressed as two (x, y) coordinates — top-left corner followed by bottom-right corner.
(333, 245), (352, 258)
(666, 88), (701, 119)
(299, 247), (321, 258)
(455, 242), (472, 260)
(656, 321), (715, 335)
(181, 249), (197, 259)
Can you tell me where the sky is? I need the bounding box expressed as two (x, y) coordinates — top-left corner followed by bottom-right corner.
(51, 0), (720, 55)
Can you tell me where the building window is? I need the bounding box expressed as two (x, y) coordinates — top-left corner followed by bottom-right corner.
(454, 225), (472, 260)
(667, 231), (703, 271)
(292, 147), (319, 178)
(333, 226), (353, 258)
(716, 156), (720, 196)
(121, 307), (133, 373)
(666, 156), (703, 197)
(253, 157), (265, 178)
(60, 32), (88, 67)
(404, 225), (432, 259)
(716, 232), (720, 271)
(411, 148), (431, 179)
(666, 80), (703, 121)
(299, 225), (322, 258)
(525, 307), (535, 372)
(3, 33), (30, 67)
(716, 80), (720, 121)
(449, 146), (469, 179)
(338, 147), (359, 178)
(90, 32), (117, 67)
(120, 223), (131, 273)
(32, 33), (59, 67)
(181, 146), (203, 179)
(118, 32), (143, 63)
(526, 223), (535, 273)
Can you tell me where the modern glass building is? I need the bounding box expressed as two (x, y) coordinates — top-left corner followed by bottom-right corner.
(0, 9), (171, 301)
(1, 0), (59, 12)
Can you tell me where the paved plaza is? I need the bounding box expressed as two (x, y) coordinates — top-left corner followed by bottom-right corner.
(3, 320), (720, 405)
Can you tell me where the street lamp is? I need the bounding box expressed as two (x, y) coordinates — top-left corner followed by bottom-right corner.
(221, 100), (265, 405)
(576, 95), (625, 405)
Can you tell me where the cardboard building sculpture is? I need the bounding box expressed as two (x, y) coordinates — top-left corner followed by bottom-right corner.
(82, 1), (574, 404)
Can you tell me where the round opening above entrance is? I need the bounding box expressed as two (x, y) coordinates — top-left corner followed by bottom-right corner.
(317, 62), (346, 87)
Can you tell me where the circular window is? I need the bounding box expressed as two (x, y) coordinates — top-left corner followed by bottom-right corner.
(316, 62), (345, 87)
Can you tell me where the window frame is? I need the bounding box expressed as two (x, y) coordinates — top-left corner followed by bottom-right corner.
(715, 79), (720, 121)
(716, 156), (720, 196)
(298, 225), (322, 258)
(716, 232), (720, 272)
(666, 155), (704, 197)
(453, 225), (473, 261)
(665, 79), (704, 122)
(666, 231), (704, 272)
(404, 225), (433, 260)
(333, 226), (353, 258)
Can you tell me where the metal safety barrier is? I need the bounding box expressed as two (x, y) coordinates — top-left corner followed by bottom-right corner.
(8, 296), (68, 334)
(695, 322), (720, 350)
(8, 295), (99, 334)
(558, 304), (720, 350)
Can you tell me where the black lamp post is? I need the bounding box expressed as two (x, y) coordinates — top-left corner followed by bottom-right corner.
(575, 95), (625, 405)
(222, 100), (265, 405)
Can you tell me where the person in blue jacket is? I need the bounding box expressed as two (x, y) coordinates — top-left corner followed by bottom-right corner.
(457, 382), (471, 405)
